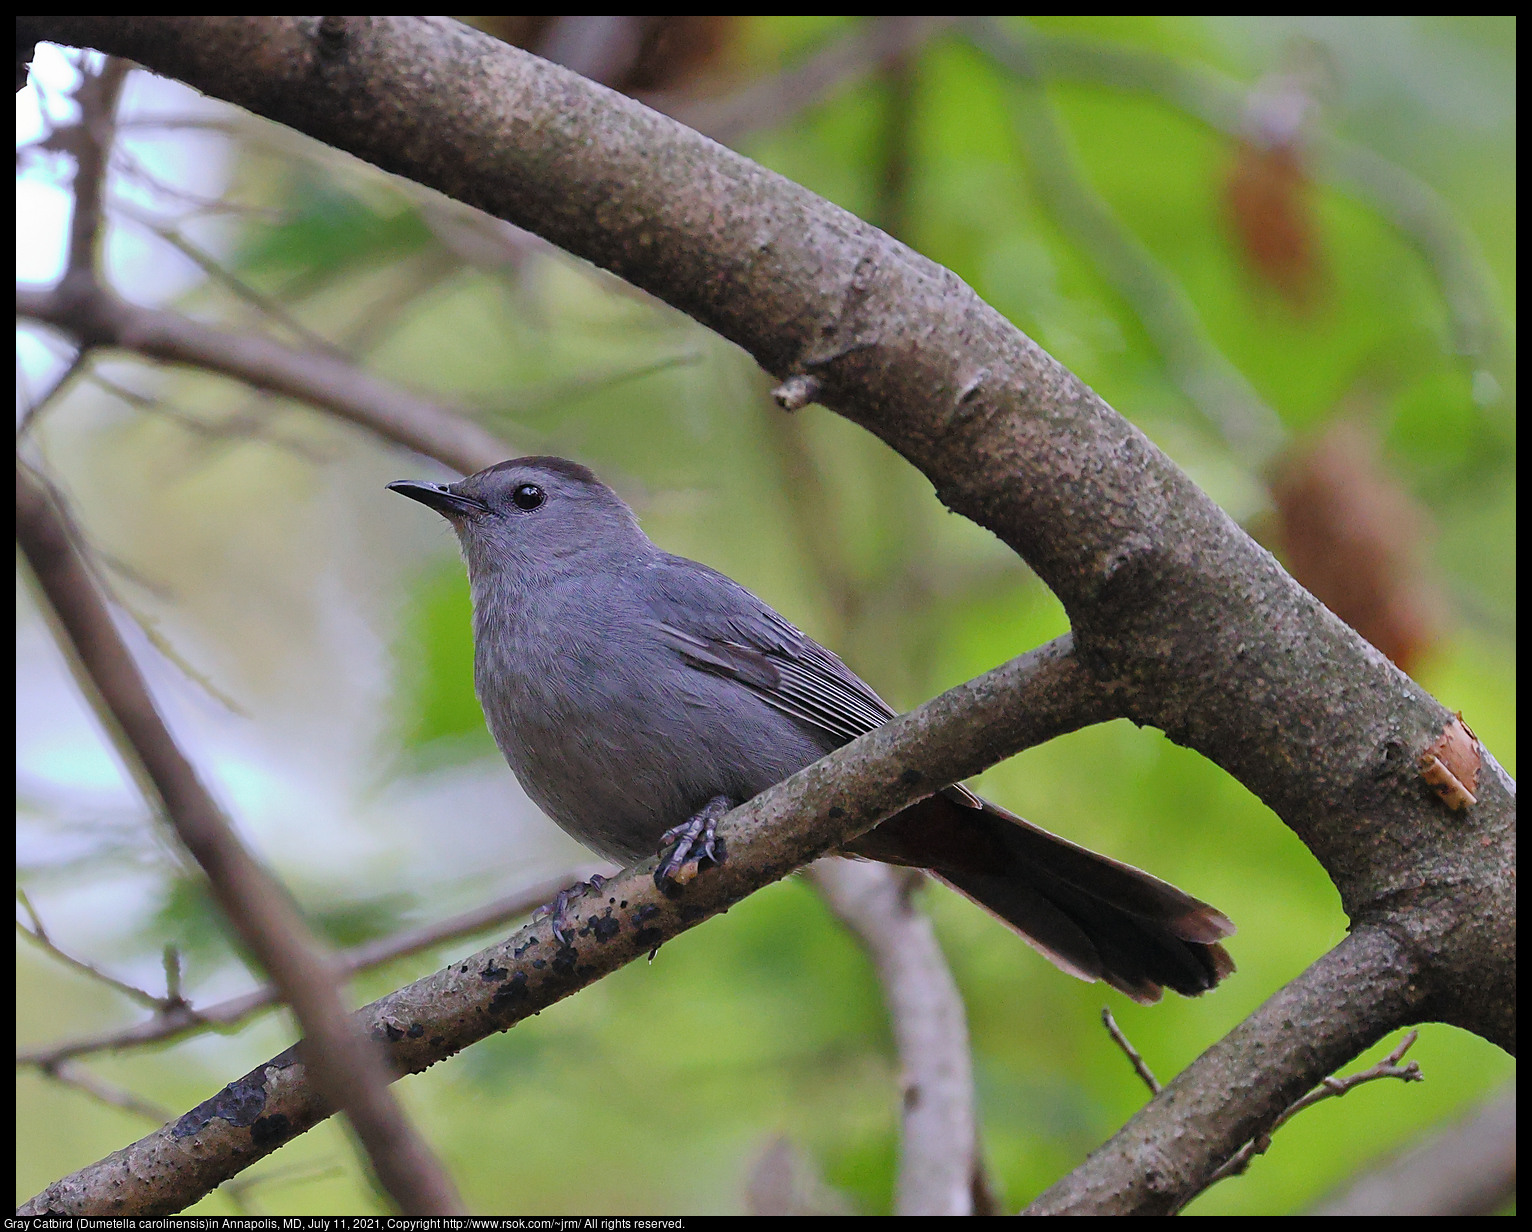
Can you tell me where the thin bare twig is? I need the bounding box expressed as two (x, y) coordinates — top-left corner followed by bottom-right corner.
(16, 345), (91, 438)
(40, 1059), (177, 1125)
(107, 139), (289, 221)
(61, 57), (131, 285)
(111, 198), (345, 357)
(16, 460), (255, 715)
(1307, 1084), (1513, 1216)
(1196, 1029), (1424, 1196)
(21, 55), (508, 481)
(17, 891), (171, 1012)
(17, 868), (609, 1066)
(18, 281), (511, 475)
(1092, 1013), (1425, 1212)
(83, 365), (328, 462)
(17, 18), (1511, 1217)
(1100, 1006), (1161, 1096)
(1026, 933), (1429, 1214)
(21, 631), (1113, 1216)
(17, 58), (125, 438)
(161, 945), (184, 1006)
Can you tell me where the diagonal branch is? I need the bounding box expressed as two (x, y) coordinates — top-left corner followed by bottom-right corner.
(39, 1059), (177, 1126)
(18, 280), (510, 474)
(16, 56), (125, 437)
(1199, 1027), (1423, 1193)
(16, 462), (463, 1215)
(1100, 1006), (1161, 1095)
(110, 198), (346, 357)
(19, 634), (1116, 1215)
(59, 56), (130, 286)
(1024, 927), (1425, 1214)
(17, 889), (170, 1012)
(17, 867), (608, 1066)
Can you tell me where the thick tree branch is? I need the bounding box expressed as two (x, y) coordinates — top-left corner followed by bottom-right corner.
(19, 635), (1113, 1215)
(26, 10), (1505, 1047)
(16, 463), (463, 1215)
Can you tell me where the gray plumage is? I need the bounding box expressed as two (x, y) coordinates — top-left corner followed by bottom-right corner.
(389, 456), (1235, 1003)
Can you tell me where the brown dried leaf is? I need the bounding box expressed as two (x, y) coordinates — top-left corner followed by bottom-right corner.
(1270, 418), (1442, 673)
(1227, 138), (1326, 310)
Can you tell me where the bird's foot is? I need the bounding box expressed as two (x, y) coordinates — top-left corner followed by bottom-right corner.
(655, 796), (732, 888)
(533, 873), (608, 946)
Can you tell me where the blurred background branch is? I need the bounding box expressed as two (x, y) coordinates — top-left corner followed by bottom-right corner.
(17, 866), (610, 1067)
(1307, 1084), (1516, 1216)
(808, 859), (988, 1215)
(972, 19), (1289, 468)
(18, 456), (464, 1214)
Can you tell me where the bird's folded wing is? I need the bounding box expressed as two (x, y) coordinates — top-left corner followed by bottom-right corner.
(642, 556), (898, 749)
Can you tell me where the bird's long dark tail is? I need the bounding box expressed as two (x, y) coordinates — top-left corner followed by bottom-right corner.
(841, 790), (1235, 1004)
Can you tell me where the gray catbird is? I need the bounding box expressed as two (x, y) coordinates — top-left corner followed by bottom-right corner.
(389, 456), (1234, 1002)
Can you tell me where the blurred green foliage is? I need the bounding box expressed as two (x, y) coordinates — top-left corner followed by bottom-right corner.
(394, 558), (491, 763)
(17, 15), (1514, 1216)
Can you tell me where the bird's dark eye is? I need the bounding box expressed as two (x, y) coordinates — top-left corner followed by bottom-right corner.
(511, 483), (546, 511)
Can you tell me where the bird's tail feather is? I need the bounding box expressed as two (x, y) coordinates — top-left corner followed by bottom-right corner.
(841, 792), (1235, 1004)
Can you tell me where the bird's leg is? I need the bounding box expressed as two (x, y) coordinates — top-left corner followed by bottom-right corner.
(533, 873), (608, 946)
(655, 796), (733, 888)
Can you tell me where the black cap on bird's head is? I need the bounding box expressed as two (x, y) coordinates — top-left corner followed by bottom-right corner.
(388, 456), (645, 567)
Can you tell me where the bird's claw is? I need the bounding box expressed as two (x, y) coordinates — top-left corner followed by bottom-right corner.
(655, 796), (732, 888)
(533, 873), (608, 946)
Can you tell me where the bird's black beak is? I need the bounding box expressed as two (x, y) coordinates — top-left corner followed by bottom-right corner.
(387, 480), (490, 518)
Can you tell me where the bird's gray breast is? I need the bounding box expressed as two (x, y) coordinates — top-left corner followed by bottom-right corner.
(472, 576), (827, 865)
